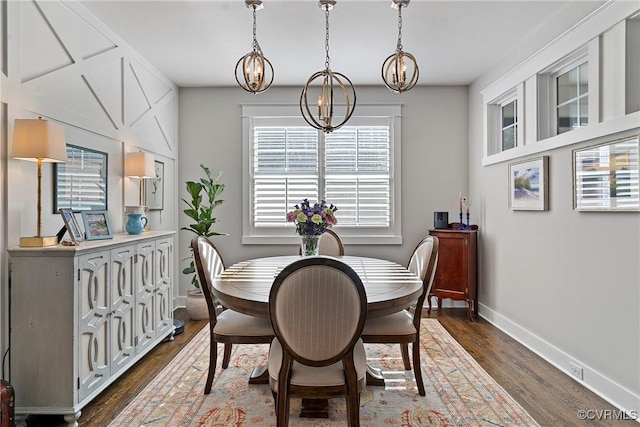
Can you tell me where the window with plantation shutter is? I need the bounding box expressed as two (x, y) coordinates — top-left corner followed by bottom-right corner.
(242, 105), (402, 244)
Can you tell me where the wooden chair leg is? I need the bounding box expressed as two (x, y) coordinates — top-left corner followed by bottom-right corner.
(346, 392), (361, 427)
(205, 339), (217, 394)
(276, 394), (289, 427)
(412, 340), (425, 396)
(400, 343), (411, 370)
(222, 343), (232, 368)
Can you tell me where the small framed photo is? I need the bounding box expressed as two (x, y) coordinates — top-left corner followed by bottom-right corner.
(59, 208), (84, 244)
(144, 160), (164, 210)
(81, 210), (113, 240)
(508, 156), (549, 211)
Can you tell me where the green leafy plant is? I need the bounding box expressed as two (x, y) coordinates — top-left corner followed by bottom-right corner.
(181, 164), (224, 288)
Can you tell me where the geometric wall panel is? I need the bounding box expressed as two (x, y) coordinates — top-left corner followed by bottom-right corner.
(20, 1), (73, 82)
(124, 61), (152, 127)
(56, 4), (118, 61)
(130, 60), (172, 105)
(84, 57), (124, 128)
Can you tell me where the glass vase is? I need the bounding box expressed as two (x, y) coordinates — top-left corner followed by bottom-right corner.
(300, 235), (320, 256)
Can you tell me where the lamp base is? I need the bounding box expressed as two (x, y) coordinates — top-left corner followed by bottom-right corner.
(19, 235), (59, 247)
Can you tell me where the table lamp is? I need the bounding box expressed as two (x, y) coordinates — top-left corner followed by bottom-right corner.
(124, 151), (155, 206)
(11, 117), (68, 247)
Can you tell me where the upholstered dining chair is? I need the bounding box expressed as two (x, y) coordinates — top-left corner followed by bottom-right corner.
(191, 236), (274, 394)
(268, 257), (367, 426)
(361, 235), (439, 396)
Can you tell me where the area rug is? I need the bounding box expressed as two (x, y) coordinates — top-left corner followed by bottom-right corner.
(108, 319), (538, 426)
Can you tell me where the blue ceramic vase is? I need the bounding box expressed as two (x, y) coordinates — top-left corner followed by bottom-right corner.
(126, 213), (147, 235)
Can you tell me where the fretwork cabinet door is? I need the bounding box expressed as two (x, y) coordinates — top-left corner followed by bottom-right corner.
(135, 240), (156, 353)
(110, 245), (136, 375)
(154, 237), (173, 338)
(77, 250), (111, 401)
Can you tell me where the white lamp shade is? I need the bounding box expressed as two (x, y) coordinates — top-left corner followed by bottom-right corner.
(125, 151), (155, 178)
(11, 118), (68, 163)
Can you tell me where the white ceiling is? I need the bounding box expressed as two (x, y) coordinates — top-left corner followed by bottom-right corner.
(80, 0), (605, 88)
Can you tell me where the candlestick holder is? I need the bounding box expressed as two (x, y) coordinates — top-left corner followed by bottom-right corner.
(466, 212), (471, 230)
(458, 213), (464, 229)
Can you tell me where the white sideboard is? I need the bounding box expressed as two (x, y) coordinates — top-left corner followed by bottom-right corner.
(8, 231), (175, 427)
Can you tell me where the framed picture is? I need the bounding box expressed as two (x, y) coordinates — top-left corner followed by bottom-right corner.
(508, 156), (549, 211)
(573, 135), (639, 211)
(145, 160), (164, 210)
(81, 210), (113, 240)
(54, 144), (108, 213)
(59, 208), (84, 244)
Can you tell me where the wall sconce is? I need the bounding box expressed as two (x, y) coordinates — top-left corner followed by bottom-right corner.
(11, 117), (68, 247)
(124, 151), (155, 206)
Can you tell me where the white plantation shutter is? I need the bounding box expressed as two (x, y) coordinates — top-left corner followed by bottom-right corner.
(574, 137), (639, 210)
(243, 104), (401, 244)
(253, 127), (319, 226)
(55, 145), (108, 211)
(325, 127), (390, 226)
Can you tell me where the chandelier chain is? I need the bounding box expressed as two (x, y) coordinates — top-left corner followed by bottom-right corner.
(324, 7), (331, 70)
(396, 5), (403, 51)
(251, 5), (261, 52)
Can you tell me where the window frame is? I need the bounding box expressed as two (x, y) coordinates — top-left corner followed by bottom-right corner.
(537, 41), (599, 141)
(486, 86), (524, 156)
(241, 104), (403, 245)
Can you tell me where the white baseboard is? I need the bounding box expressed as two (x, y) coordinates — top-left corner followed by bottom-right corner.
(174, 295), (186, 310)
(478, 303), (640, 422)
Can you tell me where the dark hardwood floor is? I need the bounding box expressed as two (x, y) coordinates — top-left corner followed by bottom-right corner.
(25, 308), (635, 426)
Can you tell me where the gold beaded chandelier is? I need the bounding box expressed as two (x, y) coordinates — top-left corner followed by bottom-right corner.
(381, 0), (419, 93)
(235, 0), (274, 94)
(300, 0), (356, 133)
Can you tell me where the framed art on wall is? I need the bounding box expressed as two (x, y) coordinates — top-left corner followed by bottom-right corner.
(573, 135), (639, 211)
(81, 210), (113, 240)
(145, 160), (164, 210)
(508, 156), (549, 211)
(59, 208), (84, 244)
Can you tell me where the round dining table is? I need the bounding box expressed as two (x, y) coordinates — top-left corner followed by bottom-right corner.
(211, 255), (424, 320)
(212, 255), (422, 379)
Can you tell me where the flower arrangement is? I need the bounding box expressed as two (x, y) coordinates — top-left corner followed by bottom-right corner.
(286, 199), (338, 236)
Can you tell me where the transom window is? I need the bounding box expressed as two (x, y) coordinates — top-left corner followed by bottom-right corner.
(242, 105), (402, 244)
(501, 100), (518, 151)
(556, 62), (588, 134)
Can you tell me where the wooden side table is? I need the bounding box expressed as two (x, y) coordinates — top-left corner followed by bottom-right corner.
(428, 225), (478, 321)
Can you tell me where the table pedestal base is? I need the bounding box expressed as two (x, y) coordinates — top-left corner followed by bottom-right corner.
(248, 365), (269, 385)
(300, 399), (329, 418)
(366, 365), (385, 387)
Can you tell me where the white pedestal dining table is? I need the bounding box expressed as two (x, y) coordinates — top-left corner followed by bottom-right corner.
(211, 255), (423, 416)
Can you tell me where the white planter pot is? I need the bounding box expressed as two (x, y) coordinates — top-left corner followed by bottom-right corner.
(186, 289), (209, 320)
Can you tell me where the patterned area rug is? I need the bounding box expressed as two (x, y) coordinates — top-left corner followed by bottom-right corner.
(109, 319), (538, 426)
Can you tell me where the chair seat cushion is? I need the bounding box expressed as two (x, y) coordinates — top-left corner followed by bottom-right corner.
(268, 338), (367, 389)
(213, 309), (274, 337)
(361, 310), (416, 337)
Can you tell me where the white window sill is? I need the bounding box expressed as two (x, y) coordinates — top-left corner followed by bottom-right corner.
(482, 111), (640, 166)
(242, 235), (403, 245)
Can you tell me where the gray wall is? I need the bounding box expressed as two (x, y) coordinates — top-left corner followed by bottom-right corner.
(177, 85), (468, 296)
(467, 7), (640, 416)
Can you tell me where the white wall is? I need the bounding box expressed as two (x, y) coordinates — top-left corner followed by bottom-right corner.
(468, 2), (640, 416)
(177, 86), (468, 302)
(0, 1), (178, 370)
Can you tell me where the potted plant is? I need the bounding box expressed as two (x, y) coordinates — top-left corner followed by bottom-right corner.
(182, 164), (224, 320)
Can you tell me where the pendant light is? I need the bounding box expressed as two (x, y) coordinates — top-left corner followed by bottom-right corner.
(300, 0), (356, 134)
(381, 0), (419, 93)
(235, 0), (274, 94)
